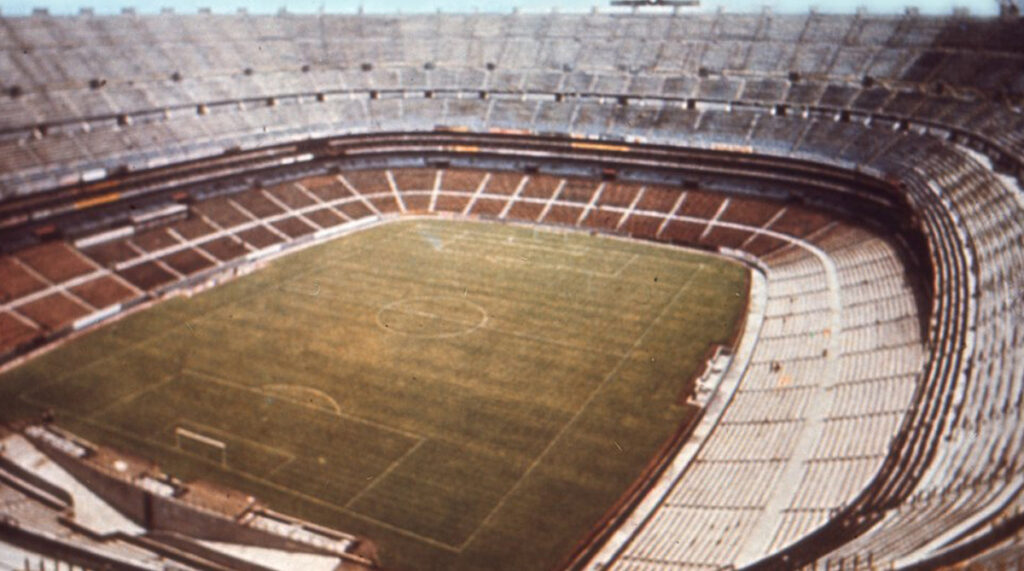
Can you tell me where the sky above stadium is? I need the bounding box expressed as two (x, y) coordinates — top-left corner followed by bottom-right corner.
(0, 0), (1000, 16)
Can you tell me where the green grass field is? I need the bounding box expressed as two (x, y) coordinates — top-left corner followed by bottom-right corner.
(0, 219), (749, 570)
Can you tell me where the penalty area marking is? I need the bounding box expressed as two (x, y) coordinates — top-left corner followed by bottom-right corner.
(376, 296), (488, 339)
(104, 413), (455, 552)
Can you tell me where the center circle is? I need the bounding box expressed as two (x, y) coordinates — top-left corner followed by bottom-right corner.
(376, 296), (488, 338)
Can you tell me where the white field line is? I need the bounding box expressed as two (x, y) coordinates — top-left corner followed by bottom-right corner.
(88, 374), (178, 419)
(400, 308), (442, 320)
(614, 253), (639, 278)
(261, 383), (342, 415)
(344, 439), (426, 509)
(263, 456), (297, 479)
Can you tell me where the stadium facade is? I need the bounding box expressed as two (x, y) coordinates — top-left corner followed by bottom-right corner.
(0, 6), (1022, 570)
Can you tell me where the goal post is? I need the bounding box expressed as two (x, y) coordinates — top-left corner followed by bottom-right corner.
(174, 426), (227, 466)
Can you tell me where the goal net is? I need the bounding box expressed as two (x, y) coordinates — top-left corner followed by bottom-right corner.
(174, 426), (227, 466)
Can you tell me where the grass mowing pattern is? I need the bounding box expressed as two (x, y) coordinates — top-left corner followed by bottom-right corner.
(0, 219), (749, 570)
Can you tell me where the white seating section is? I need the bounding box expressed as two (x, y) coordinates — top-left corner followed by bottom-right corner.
(611, 226), (925, 569)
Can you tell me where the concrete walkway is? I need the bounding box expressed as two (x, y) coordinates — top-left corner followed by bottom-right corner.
(198, 540), (343, 571)
(1, 434), (144, 537)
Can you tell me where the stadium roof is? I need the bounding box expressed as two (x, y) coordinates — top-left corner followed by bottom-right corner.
(0, 0), (1003, 17)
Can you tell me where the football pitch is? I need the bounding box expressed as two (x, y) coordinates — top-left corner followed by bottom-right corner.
(0, 219), (749, 570)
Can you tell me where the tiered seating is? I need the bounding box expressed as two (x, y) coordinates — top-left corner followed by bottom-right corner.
(1, 10), (1020, 199)
(0, 237), (144, 357)
(0, 167), (868, 364)
(805, 141), (1024, 569)
(615, 218), (924, 567)
(0, 8), (1022, 571)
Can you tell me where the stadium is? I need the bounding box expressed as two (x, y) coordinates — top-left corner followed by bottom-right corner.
(0, 2), (1021, 570)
